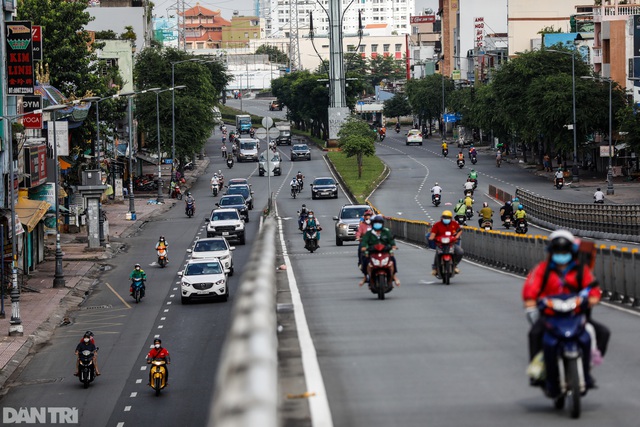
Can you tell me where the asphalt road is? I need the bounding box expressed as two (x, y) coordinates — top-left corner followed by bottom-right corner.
(0, 133), (292, 426)
(226, 97), (288, 121)
(277, 136), (640, 427)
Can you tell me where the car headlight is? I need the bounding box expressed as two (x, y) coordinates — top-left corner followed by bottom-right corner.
(215, 279), (226, 286)
(181, 281), (192, 288)
(338, 224), (348, 229)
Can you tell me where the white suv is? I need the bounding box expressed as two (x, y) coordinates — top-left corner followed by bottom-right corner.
(188, 237), (235, 275)
(206, 208), (246, 245)
(179, 258), (228, 303)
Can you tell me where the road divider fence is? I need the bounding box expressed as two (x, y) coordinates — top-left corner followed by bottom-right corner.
(373, 202), (640, 307)
(209, 215), (278, 427)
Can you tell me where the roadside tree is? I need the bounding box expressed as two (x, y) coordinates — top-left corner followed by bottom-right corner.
(338, 117), (376, 178)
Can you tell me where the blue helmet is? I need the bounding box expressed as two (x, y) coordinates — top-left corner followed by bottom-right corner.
(518, 204), (524, 210)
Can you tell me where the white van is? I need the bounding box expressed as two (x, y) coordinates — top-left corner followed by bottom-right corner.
(237, 138), (259, 162)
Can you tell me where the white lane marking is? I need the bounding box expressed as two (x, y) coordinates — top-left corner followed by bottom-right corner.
(276, 205), (334, 427)
(163, 309), (169, 313)
(140, 366), (147, 371)
(169, 294), (175, 298)
(124, 406), (131, 412)
(117, 423), (124, 427)
(136, 379), (142, 384)
(158, 325), (164, 329)
(130, 392), (137, 397)
(154, 334), (160, 338)
(173, 287), (178, 291)
(166, 302), (172, 305)
(161, 317), (166, 321)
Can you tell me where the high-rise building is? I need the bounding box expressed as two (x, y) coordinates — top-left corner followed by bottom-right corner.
(259, 0), (415, 38)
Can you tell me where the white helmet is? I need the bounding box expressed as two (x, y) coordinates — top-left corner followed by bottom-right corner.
(483, 202), (488, 207)
(435, 182), (439, 186)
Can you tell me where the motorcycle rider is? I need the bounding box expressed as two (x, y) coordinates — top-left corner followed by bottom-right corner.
(463, 179), (475, 194)
(477, 202), (493, 227)
(296, 170), (305, 189)
(522, 230), (608, 391)
(427, 210), (464, 275)
(75, 332), (100, 376)
(221, 144), (227, 158)
(302, 210), (321, 245)
(290, 176), (299, 192)
(359, 215), (399, 287)
(463, 193), (474, 210)
(496, 150), (502, 165)
(146, 338), (171, 386)
(129, 263), (147, 297)
(395, 122), (400, 132)
(514, 204), (527, 221)
(430, 182), (443, 203)
(441, 141), (448, 155)
(594, 187), (605, 203)
(554, 168), (564, 187)
(469, 145), (477, 159)
(155, 236), (169, 264)
(211, 173), (219, 189)
(454, 198), (467, 221)
(500, 200), (514, 222)
(185, 192), (196, 214)
(468, 169), (478, 182)
(378, 126), (386, 140)
(298, 204), (309, 229)
(355, 210), (374, 267)
(457, 151), (465, 162)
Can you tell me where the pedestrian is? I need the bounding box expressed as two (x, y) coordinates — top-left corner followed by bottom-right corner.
(543, 153), (551, 172)
(555, 153), (562, 168)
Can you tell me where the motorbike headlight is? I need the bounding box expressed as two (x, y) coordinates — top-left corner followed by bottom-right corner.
(371, 258), (380, 266)
(380, 258), (389, 266)
(440, 237), (450, 244)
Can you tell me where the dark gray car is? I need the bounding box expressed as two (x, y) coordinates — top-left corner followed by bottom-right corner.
(311, 177), (338, 199)
(217, 194), (249, 222)
(333, 204), (371, 246)
(290, 144), (311, 161)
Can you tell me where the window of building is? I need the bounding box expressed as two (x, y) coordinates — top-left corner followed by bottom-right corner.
(197, 42), (204, 49)
(395, 43), (402, 52)
(347, 44), (356, 52)
(253, 32), (257, 37)
(245, 32), (249, 38)
(371, 44), (378, 52)
(383, 44), (390, 52)
(359, 45), (366, 53)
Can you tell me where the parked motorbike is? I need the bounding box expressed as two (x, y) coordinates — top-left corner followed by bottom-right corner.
(171, 185), (182, 200)
(457, 159), (465, 168)
(183, 161), (194, 171)
(515, 218), (528, 234)
(471, 154), (478, 164)
(365, 243), (394, 300)
(157, 248), (168, 268)
(131, 278), (145, 303)
(503, 215), (513, 229)
(304, 226), (321, 253)
(226, 157), (234, 169)
(555, 177), (564, 190)
(434, 231), (457, 285)
(442, 148), (449, 157)
(149, 359), (168, 396)
(78, 349), (97, 389)
(432, 193), (441, 207)
(185, 201), (195, 218)
(532, 291), (593, 419)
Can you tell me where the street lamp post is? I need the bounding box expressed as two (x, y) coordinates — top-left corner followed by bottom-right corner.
(43, 104), (70, 288)
(582, 75), (614, 194)
(117, 91), (138, 215)
(171, 58), (199, 182)
(148, 87), (174, 203)
(548, 49), (579, 182)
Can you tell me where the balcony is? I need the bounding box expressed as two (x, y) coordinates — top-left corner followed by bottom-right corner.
(592, 48), (602, 64)
(593, 4), (640, 22)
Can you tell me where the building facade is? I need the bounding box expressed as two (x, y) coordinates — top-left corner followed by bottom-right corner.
(182, 4), (232, 50)
(221, 15), (263, 49)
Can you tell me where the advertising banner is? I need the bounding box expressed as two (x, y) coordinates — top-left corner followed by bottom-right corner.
(5, 21), (34, 95)
(410, 15), (435, 24)
(22, 95), (42, 129)
(31, 25), (42, 61)
(47, 121), (69, 156)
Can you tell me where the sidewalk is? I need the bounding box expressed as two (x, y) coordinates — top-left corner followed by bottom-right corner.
(0, 157), (209, 391)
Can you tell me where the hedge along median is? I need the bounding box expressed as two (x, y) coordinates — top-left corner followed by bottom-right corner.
(326, 151), (386, 204)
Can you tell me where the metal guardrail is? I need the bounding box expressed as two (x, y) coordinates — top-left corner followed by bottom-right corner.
(209, 215), (278, 427)
(380, 213), (640, 308)
(513, 188), (640, 242)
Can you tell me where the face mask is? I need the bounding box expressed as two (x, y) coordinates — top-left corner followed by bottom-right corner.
(84, 338), (90, 343)
(308, 215), (313, 218)
(442, 219), (451, 225)
(154, 344), (161, 349)
(372, 223), (383, 230)
(552, 253), (573, 265)
(364, 219), (371, 224)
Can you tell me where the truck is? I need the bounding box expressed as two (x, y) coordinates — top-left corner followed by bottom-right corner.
(275, 124), (292, 145)
(235, 115), (252, 134)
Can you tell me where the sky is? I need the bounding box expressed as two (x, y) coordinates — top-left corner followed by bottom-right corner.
(151, 0), (439, 22)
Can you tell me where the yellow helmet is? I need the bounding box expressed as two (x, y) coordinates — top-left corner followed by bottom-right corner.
(441, 210), (453, 218)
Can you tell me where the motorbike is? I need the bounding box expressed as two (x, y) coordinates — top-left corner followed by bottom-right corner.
(183, 161), (194, 171)
(304, 226), (321, 253)
(297, 211), (308, 231)
(465, 206), (474, 220)
(212, 182), (219, 196)
(395, 126), (400, 133)
(515, 218), (528, 234)
(296, 178), (304, 192)
(157, 248), (168, 268)
(149, 359), (168, 396)
(171, 185), (183, 200)
(496, 157), (502, 167)
(185, 201), (195, 218)
(226, 157), (234, 169)
(555, 177), (564, 190)
(457, 159), (465, 168)
(594, 199), (604, 204)
(131, 277), (145, 303)
(432, 193), (441, 207)
(232, 144), (238, 156)
(434, 231), (457, 285)
(365, 243), (394, 300)
(469, 178), (478, 190)
(218, 177), (224, 192)
(291, 183), (298, 198)
(455, 214), (467, 226)
(503, 215), (513, 229)
(442, 148), (449, 157)
(379, 132), (386, 141)
(480, 218), (493, 231)
(78, 349), (97, 389)
(533, 291), (592, 419)
(464, 189), (474, 198)
(471, 154), (478, 164)
(249, 129), (255, 138)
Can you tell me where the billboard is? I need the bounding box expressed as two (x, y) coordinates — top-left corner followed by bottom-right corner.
(47, 121), (69, 156)
(410, 15), (436, 24)
(5, 21), (34, 95)
(21, 95), (42, 129)
(31, 25), (42, 61)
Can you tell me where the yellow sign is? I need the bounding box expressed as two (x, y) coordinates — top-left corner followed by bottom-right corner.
(452, 70), (461, 80)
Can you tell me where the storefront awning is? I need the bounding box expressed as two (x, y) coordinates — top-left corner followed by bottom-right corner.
(15, 198), (51, 233)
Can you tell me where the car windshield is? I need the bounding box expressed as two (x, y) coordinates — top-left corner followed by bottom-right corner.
(211, 211), (239, 221)
(220, 196), (245, 206)
(193, 240), (228, 252)
(228, 179), (248, 186)
(314, 179), (335, 186)
(293, 145), (308, 151)
(341, 207), (369, 219)
(185, 262), (222, 276)
(240, 142), (256, 150)
(260, 152), (280, 162)
(228, 187), (250, 198)
(408, 130), (420, 135)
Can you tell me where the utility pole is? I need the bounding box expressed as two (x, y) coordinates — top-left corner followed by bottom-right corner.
(288, 0), (300, 71)
(327, 0), (350, 144)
